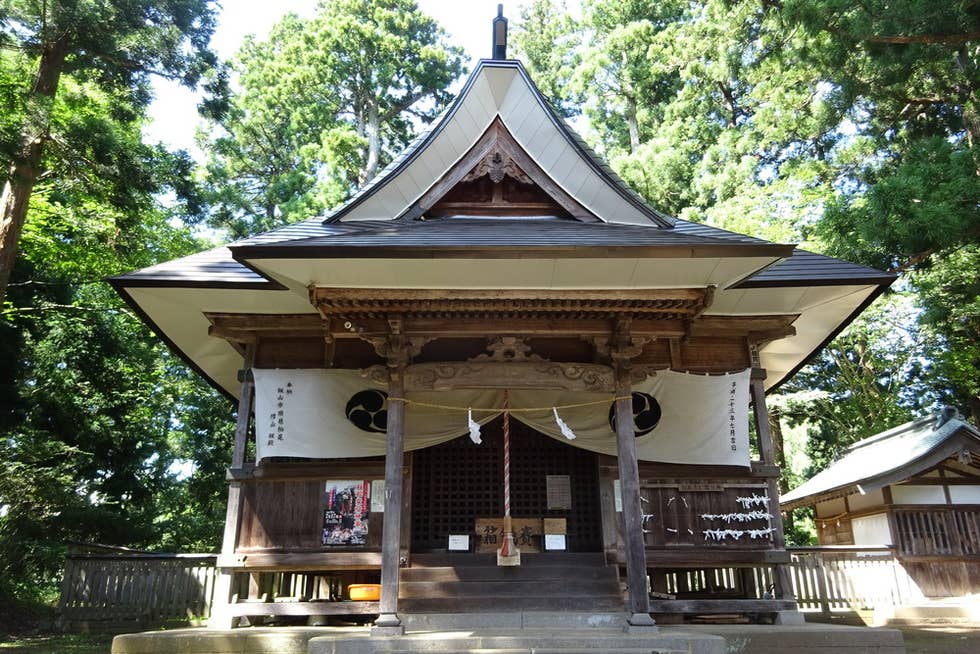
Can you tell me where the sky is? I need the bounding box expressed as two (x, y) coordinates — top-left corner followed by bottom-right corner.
(144, 0), (546, 157)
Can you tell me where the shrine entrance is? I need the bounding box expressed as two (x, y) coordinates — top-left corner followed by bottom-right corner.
(410, 415), (603, 553)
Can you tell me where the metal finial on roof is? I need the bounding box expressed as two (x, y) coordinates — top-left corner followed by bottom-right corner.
(937, 405), (960, 427)
(492, 4), (508, 60)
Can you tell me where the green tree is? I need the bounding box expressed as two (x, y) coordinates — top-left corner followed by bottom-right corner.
(0, 6), (232, 600)
(514, 0), (978, 431)
(201, 0), (466, 238)
(777, 296), (938, 473)
(514, 0), (842, 244)
(0, 0), (219, 306)
(789, 0), (980, 423)
(514, 0), (582, 119)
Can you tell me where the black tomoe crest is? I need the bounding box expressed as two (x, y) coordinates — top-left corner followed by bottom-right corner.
(345, 389), (389, 433)
(608, 392), (661, 437)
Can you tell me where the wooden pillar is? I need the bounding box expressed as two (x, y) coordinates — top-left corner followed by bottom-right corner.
(611, 320), (656, 630)
(748, 363), (796, 604)
(210, 343), (255, 629)
(374, 342), (407, 634)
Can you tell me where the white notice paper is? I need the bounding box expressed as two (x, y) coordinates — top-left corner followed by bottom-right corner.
(370, 480), (385, 512)
(544, 534), (567, 551)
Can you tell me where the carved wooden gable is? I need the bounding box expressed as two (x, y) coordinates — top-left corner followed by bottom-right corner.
(404, 118), (597, 222)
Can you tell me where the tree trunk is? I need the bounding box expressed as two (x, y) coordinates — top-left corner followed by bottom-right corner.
(0, 39), (68, 306)
(625, 98), (640, 154)
(769, 407), (787, 488)
(955, 47), (979, 155)
(363, 100), (381, 184)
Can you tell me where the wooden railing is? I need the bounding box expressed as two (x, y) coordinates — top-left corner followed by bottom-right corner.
(788, 546), (923, 615)
(893, 507), (980, 557)
(58, 544), (218, 627)
(57, 544), (946, 625)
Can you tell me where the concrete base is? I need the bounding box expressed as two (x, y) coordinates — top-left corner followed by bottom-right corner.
(682, 624), (905, 654)
(309, 628), (724, 654)
(111, 627), (363, 654)
(880, 599), (980, 626)
(370, 624), (405, 637)
(111, 622), (906, 654)
(773, 610), (807, 625)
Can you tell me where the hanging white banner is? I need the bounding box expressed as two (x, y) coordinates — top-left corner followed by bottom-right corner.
(508, 369), (751, 466)
(253, 369), (502, 460)
(252, 368), (750, 466)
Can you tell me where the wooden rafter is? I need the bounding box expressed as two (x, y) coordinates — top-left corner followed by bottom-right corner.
(310, 287), (711, 322)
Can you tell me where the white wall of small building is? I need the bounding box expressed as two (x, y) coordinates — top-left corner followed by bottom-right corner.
(851, 513), (892, 546)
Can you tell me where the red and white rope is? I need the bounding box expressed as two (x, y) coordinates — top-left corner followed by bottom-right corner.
(503, 390), (511, 519)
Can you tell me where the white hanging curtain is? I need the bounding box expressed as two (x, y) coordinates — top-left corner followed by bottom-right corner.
(252, 368), (750, 466)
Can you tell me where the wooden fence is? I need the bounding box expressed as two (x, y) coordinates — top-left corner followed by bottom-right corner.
(788, 546), (924, 615)
(58, 544), (937, 627)
(58, 544), (218, 628)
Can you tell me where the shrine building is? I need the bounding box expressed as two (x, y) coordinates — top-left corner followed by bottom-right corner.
(110, 37), (894, 632)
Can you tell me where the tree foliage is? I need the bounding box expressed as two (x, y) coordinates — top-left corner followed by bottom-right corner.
(777, 296), (940, 474)
(0, 2), (230, 603)
(514, 0), (980, 445)
(0, 0), (220, 305)
(199, 0), (466, 238)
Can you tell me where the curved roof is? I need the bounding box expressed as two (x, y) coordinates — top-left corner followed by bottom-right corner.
(781, 409), (980, 509)
(110, 58), (894, 399)
(325, 60), (674, 227)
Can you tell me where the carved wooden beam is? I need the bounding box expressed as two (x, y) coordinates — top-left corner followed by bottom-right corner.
(361, 336), (659, 393)
(203, 308), (797, 346)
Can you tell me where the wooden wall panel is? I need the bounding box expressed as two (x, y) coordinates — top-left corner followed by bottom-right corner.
(903, 561), (980, 598)
(238, 475), (387, 552)
(816, 517), (854, 546)
(256, 337), (324, 368)
(257, 337), (384, 369)
(679, 337), (750, 371)
(634, 339), (672, 367)
(640, 484), (775, 550)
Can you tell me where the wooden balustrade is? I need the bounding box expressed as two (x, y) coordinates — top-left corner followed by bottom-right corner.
(59, 542), (969, 628)
(58, 546), (218, 628)
(788, 547), (924, 615)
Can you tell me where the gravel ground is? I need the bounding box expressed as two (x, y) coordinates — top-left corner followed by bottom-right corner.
(895, 623), (980, 654)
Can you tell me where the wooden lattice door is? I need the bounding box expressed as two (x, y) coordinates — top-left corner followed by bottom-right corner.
(411, 415), (602, 552)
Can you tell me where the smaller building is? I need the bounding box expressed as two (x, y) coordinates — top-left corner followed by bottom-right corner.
(781, 408), (980, 599)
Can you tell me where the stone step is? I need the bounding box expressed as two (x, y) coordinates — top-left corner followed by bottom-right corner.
(678, 624), (905, 654)
(401, 565), (615, 582)
(308, 630), (728, 654)
(399, 578), (621, 599)
(384, 649), (686, 654)
(398, 597), (626, 613)
(400, 611), (628, 632)
(409, 553), (607, 567)
(889, 603), (980, 620)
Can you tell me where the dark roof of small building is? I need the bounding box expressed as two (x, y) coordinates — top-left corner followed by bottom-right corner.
(780, 409), (980, 509)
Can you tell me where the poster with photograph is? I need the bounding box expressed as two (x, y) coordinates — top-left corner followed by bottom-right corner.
(322, 480), (371, 546)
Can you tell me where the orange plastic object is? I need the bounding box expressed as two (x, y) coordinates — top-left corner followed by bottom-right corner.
(348, 584), (381, 601)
